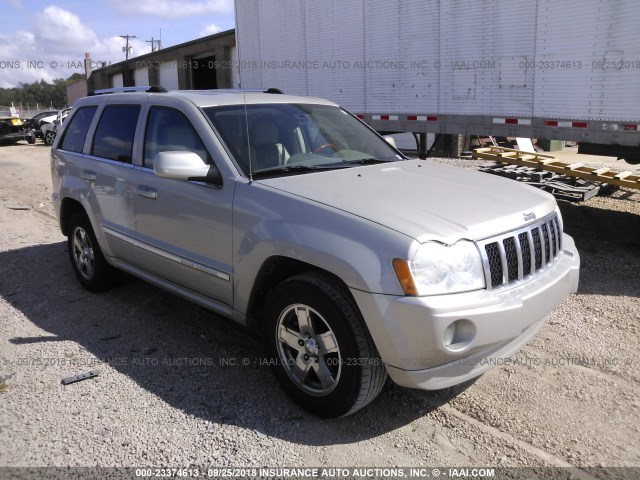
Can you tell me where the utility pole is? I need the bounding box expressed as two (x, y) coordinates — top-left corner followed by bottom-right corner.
(120, 34), (137, 60)
(146, 37), (161, 52)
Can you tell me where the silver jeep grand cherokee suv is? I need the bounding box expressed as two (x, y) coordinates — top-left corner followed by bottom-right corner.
(51, 87), (580, 417)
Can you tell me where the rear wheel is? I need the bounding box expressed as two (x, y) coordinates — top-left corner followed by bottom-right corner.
(67, 212), (119, 291)
(264, 272), (387, 417)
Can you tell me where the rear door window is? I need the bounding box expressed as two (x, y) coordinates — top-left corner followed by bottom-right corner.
(92, 105), (141, 163)
(59, 107), (97, 153)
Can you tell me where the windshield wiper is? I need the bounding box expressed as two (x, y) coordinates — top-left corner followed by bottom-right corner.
(252, 163), (352, 177)
(251, 157), (399, 177)
(345, 157), (396, 165)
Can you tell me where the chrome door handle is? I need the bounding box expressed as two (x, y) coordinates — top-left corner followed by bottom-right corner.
(80, 170), (96, 181)
(135, 185), (157, 199)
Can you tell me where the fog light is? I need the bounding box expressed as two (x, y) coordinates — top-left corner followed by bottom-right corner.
(442, 319), (476, 352)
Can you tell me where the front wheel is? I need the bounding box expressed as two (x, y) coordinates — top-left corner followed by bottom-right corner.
(67, 212), (120, 291)
(264, 272), (387, 417)
(44, 131), (55, 146)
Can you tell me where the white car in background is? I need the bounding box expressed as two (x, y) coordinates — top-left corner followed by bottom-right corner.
(42, 108), (71, 146)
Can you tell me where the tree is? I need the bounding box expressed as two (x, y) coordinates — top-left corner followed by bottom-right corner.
(0, 75), (80, 110)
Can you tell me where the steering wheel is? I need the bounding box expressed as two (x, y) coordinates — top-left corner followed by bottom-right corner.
(313, 143), (338, 154)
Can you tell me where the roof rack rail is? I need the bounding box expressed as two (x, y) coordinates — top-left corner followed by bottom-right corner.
(90, 85), (168, 96)
(191, 88), (284, 94)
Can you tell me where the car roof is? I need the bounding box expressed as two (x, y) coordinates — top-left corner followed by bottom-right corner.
(76, 89), (338, 109)
(170, 90), (338, 108)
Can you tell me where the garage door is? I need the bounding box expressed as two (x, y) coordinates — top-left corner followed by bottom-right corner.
(134, 68), (150, 86)
(159, 60), (179, 90)
(112, 73), (123, 88)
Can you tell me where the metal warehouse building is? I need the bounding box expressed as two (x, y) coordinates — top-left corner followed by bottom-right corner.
(88, 29), (236, 92)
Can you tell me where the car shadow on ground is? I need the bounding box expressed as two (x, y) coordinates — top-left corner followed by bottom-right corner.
(0, 241), (474, 446)
(557, 198), (640, 297)
(0, 141), (46, 147)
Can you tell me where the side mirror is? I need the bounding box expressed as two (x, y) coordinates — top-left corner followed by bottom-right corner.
(154, 151), (221, 184)
(383, 135), (397, 148)
(53, 119), (60, 125)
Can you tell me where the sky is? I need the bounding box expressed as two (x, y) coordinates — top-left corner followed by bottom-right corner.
(0, 0), (236, 88)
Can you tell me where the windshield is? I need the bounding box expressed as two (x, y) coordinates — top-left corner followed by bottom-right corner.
(203, 103), (403, 177)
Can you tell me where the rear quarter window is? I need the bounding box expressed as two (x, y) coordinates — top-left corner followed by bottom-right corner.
(91, 105), (141, 163)
(59, 107), (97, 153)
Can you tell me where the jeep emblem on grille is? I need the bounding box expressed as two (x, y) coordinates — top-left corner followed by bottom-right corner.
(523, 212), (536, 222)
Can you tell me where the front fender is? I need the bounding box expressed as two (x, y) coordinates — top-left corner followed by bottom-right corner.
(232, 181), (413, 314)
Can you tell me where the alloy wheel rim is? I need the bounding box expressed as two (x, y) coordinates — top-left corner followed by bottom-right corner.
(72, 226), (95, 280)
(275, 303), (342, 396)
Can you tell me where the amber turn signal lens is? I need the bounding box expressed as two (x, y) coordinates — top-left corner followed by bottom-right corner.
(392, 258), (418, 296)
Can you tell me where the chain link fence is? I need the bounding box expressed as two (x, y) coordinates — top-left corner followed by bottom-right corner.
(0, 106), (66, 118)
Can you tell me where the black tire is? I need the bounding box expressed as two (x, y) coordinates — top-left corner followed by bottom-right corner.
(67, 211), (119, 291)
(44, 131), (55, 146)
(27, 134), (36, 145)
(264, 272), (387, 417)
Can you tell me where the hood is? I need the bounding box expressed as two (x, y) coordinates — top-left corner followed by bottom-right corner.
(257, 159), (558, 243)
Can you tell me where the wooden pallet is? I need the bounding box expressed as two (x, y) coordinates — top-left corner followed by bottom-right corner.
(473, 146), (640, 191)
(479, 163), (603, 201)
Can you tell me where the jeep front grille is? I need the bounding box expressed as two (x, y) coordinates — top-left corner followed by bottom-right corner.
(478, 213), (563, 289)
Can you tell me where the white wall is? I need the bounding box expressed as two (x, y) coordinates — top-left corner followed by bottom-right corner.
(231, 47), (240, 88)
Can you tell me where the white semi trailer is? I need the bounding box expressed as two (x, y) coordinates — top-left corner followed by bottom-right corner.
(234, 0), (640, 163)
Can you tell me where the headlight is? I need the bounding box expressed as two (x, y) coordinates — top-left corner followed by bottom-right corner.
(393, 241), (485, 296)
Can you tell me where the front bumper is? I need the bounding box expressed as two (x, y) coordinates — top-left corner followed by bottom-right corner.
(351, 234), (580, 390)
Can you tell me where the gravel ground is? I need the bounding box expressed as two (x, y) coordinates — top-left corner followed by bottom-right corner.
(0, 143), (638, 475)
